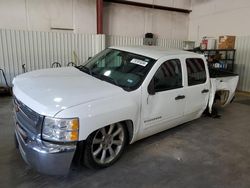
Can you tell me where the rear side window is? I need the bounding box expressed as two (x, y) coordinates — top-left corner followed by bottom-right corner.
(186, 58), (207, 86)
(153, 59), (182, 92)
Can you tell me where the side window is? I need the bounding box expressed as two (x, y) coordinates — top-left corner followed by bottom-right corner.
(186, 58), (207, 86)
(153, 59), (182, 92)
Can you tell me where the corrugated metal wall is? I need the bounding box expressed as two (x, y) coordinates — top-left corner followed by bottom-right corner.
(3, 30), (249, 91)
(106, 35), (185, 49)
(0, 29), (185, 86)
(157, 38), (184, 49)
(235, 36), (250, 92)
(106, 35), (144, 46)
(0, 29), (105, 85)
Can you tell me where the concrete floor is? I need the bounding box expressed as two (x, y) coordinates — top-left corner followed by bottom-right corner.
(0, 94), (250, 188)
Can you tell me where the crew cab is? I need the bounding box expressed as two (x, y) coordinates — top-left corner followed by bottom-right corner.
(13, 46), (239, 175)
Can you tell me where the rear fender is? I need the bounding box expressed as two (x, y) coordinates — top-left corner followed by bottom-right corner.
(208, 76), (239, 113)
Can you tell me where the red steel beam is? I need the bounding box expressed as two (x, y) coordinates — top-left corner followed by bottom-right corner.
(103, 0), (191, 14)
(97, 0), (103, 34)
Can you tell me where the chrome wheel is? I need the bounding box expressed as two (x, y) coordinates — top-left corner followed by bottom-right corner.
(91, 123), (125, 165)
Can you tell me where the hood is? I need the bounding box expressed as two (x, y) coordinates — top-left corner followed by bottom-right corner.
(13, 67), (124, 117)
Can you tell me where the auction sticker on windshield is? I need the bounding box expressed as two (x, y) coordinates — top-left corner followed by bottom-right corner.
(130, 59), (148, 67)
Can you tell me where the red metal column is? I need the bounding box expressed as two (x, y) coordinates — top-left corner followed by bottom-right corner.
(96, 0), (103, 34)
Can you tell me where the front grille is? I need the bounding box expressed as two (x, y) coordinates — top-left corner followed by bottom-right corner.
(14, 96), (44, 137)
(15, 97), (40, 124)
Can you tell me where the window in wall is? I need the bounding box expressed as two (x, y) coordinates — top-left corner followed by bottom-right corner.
(186, 58), (207, 86)
(153, 59), (182, 92)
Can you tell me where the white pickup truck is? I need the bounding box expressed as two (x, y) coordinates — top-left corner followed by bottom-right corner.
(13, 46), (239, 175)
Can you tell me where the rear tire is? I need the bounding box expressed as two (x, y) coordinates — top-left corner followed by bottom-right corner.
(82, 123), (128, 169)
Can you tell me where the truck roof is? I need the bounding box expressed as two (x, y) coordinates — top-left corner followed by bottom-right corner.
(110, 46), (199, 60)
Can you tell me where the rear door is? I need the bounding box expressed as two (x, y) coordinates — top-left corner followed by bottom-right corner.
(184, 57), (210, 117)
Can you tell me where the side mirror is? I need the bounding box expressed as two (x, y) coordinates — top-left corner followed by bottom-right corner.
(148, 78), (155, 95)
(88, 57), (92, 60)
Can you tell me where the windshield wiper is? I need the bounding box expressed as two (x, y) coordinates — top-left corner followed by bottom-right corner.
(77, 65), (92, 75)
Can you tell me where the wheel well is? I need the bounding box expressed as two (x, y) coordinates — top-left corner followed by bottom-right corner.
(215, 90), (230, 106)
(122, 120), (134, 144)
(72, 120), (134, 166)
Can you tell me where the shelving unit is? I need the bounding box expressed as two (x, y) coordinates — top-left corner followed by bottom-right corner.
(189, 49), (236, 72)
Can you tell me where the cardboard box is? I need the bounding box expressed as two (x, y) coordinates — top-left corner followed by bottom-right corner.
(218, 36), (235, 49)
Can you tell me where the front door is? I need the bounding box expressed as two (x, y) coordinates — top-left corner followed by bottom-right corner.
(141, 58), (186, 135)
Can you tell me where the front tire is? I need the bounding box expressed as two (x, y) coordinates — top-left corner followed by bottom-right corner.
(82, 123), (128, 169)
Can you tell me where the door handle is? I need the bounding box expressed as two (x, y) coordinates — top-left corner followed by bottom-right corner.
(175, 95), (185, 100)
(201, 89), (209, 93)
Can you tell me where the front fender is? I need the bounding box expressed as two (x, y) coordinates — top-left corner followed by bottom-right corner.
(54, 90), (141, 141)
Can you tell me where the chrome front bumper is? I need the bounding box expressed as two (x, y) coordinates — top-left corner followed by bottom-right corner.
(15, 123), (76, 175)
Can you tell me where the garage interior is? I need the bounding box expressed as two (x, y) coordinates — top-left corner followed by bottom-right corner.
(0, 0), (250, 187)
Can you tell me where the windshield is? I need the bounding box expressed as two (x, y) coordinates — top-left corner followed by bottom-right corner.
(77, 48), (156, 91)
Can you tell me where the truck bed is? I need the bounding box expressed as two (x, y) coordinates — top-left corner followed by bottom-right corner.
(209, 68), (238, 78)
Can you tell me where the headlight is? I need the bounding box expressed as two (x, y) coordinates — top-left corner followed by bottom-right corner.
(42, 117), (79, 142)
